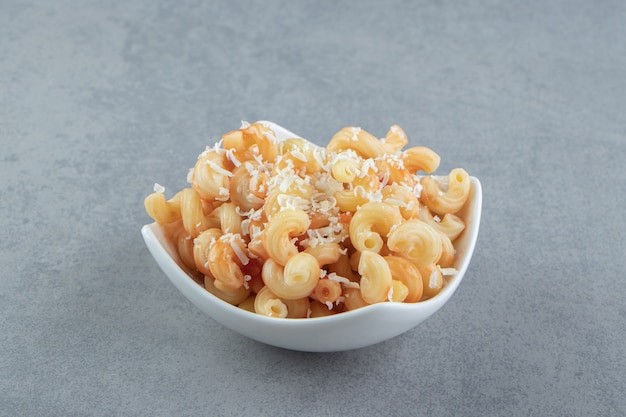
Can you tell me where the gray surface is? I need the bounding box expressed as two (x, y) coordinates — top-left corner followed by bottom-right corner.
(1, 0), (625, 416)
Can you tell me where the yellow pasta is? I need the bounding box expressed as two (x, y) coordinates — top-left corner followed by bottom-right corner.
(349, 202), (403, 253)
(254, 286), (288, 318)
(420, 168), (471, 215)
(208, 235), (247, 289)
(387, 219), (442, 268)
(419, 264), (443, 300)
(261, 253), (320, 300)
(144, 187), (182, 224)
(384, 256), (423, 303)
(262, 208), (311, 265)
(192, 228), (222, 276)
(145, 122), (474, 318)
(418, 208), (466, 242)
(358, 251), (392, 304)
(311, 279), (342, 305)
(204, 275), (251, 305)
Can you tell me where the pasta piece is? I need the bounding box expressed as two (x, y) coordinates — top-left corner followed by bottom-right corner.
(238, 295), (256, 313)
(438, 233), (456, 268)
(222, 122), (278, 163)
(303, 242), (342, 266)
(330, 154), (360, 183)
(308, 300), (337, 317)
(420, 168), (471, 215)
(261, 253), (320, 300)
(403, 146), (441, 174)
(389, 280), (409, 302)
(382, 184), (420, 219)
(382, 124), (408, 152)
(343, 287), (368, 311)
(180, 188), (213, 237)
(254, 286), (288, 318)
(144, 188), (182, 224)
(204, 275), (250, 305)
(208, 235), (248, 289)
(311, 279), (342, 305)
(327, 127), (388, 158)
(262, 208), (311, 265)
(358, 251), (392, 304)
(193, 228), (222, 276)
(349, 202), (402, 253)
(419, 264), (443, 300)
(384, 256), (423, 303)
(281, 297), (311, 318)
(418, 208), (466, 242)
(387, 219), (442, 268)
(191, 149), (232, 202)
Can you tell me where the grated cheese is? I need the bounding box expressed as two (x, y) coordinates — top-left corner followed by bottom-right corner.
(220, 233), (250, 265)
(153, 183), (165, 194)
(439, 267), (458, 276)
(206, 160), (234, 177)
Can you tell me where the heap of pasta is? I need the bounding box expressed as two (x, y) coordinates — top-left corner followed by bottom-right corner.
(145, 122), (471, 318)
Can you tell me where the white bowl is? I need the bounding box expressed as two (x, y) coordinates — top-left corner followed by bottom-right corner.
(141, 122), (482, 352)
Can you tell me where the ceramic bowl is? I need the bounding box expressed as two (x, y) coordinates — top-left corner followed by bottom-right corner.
(141, 122), (482, 352)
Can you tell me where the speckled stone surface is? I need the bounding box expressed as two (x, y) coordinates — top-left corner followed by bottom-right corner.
(1, 1), (625, 416)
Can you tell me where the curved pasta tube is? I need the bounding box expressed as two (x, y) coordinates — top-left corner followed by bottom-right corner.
(327, 254), (357, 283)
(389, 280), (409, 302)
(382, 184), (420, 219)
(419, 264), (443, 300)
(375, 157), (414, 185)
(144, 190), (182, 224)
(418, 208), (466, 242)
(222, 122), (278, 163)
(263, 182), (314, 220)
(334, 189), (369, 213)
(191, 150), (232, 201)
(349, 202), (402, 253)
(192, 228), (222, 276)
(308, 300), (337, 317)
(403, 146), (441, 174)
(261, 253), (320, 300)
(262, 209), (311, 265)
(303, 243), (342, 266)
(312, 279), (342, 305)
(331, 156), (360, 183)
(278, 138), (325, 174)
(384, 255), (423, 302)
(174, 227), (196, 271)
(420, 168), (471, 215)
(229, 164), (266, 212)
(208, 238), (246, 289)
(343, 287), (368, 311)
(327, 127), (388, 158)
(281, 297), (311, 318)
(383, 124), (408, 152)
(254, 286), (288, 318)
(214, 202), (242, 235)
(180, 188), (212, 237)
(237, 295), (256, 313)
(204, 275), (250, 305)
(387, 219), (442, 268)
(358, 251), (392, 304)
(438, 233), (455, 268)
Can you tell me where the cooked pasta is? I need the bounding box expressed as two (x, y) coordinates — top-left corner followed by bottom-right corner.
(145, 121), (473, 317)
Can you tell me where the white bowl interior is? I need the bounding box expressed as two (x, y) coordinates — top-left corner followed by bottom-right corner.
(141, 121), (482, 352)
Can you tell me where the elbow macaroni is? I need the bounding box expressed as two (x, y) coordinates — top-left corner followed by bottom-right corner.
(145, 121), (473, 318)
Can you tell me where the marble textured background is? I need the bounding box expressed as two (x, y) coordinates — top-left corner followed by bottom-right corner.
(1, 0), (625, 416)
